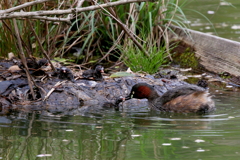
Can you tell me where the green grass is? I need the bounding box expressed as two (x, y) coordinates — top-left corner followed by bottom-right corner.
(116, 0), (191, 74)
(122, 44), (169, 74)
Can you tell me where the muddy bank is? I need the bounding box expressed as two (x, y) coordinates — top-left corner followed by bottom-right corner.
(0, 66), (192, 115)
(1, 58), (239, 116)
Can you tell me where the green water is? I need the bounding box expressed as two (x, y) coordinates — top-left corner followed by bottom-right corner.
(183, 0), (240, 41)
(1, 91), (240, 160)
(1, 0), (240, 159)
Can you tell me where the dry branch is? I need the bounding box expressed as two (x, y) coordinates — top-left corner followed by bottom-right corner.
(27, 15), (72, 23)
(0, 0), (157, 20)
(0, 0), (53, 14)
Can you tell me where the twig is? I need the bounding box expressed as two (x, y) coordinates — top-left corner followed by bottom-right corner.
(157, 0), (179, 61)
(98, 31), (124, 63)
(13, 18), (36, 100)
(43, 80), (67, 101)
(158, 26), (172, 61)
(92, 0), (150, 57)
(2, 20), (32, 56)
(77, 0), (85, 8)
(27, 19), (56, 72)
(26, 15), (71, 23)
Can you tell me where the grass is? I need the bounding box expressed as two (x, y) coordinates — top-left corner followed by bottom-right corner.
(122, 44), (169, 74)
(117, 0), (191, 73)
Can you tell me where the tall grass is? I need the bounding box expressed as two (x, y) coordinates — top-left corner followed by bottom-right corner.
(0, 0), (66, 58)
(116, 0), (190, 73)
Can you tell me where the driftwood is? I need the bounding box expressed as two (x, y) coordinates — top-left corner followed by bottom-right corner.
(169, 26), (240, 76)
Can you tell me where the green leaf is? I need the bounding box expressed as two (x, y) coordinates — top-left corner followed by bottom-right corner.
(110, 72), (135, 78)
(54, 57), (67, 62)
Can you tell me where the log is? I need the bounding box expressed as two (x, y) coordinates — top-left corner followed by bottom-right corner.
(169, 26), (240, 76)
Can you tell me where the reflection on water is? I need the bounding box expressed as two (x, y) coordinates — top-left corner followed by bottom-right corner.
(182, 0), (240, 41)
(1, 91), (240, 160)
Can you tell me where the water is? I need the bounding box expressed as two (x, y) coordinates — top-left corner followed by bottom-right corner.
(1, 91), (240, 160)
(1, 1), (240, 159)
(182, 0), (240, 41)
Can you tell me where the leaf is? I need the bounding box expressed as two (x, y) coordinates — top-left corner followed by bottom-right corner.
(110, 72), (135, 78)
(54, 57), (67, 62)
